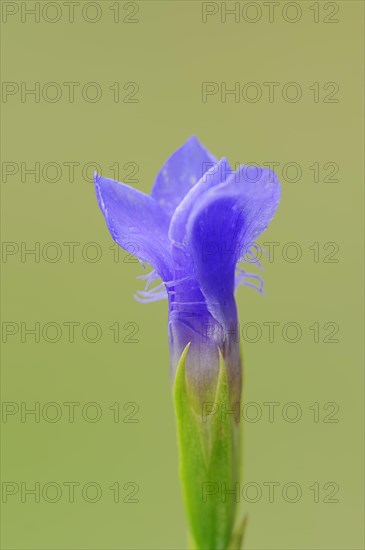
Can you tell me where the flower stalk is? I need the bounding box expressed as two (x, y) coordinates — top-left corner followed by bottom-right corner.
(174, 345), (244, 550)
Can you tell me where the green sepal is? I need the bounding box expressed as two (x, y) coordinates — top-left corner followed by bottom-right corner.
(228, 514), (248, 550)
(174, 344), (241, 550)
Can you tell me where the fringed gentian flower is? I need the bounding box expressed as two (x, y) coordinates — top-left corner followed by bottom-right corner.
(94, 136), (281, 550)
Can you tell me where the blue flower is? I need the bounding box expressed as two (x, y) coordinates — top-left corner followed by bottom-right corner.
(95, 136), (281, 407)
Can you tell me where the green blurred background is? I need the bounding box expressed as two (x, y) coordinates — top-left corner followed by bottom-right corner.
(1, 1), (364, 548)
